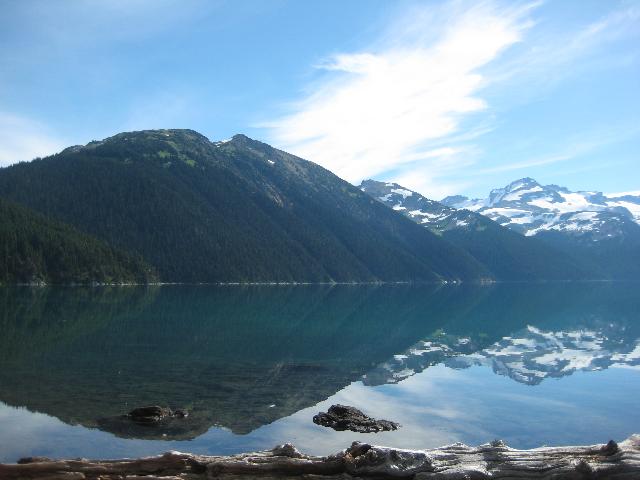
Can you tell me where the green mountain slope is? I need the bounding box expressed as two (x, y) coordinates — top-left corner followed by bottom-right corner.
(440, 216), (593, 280)
(361, 180), (593, 280)
(0, 129), (490, 283)
(535, 229), (640, 280)
(0, 198), (156, 284)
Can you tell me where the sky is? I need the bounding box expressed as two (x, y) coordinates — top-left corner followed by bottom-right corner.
(1, 0), (638, 199)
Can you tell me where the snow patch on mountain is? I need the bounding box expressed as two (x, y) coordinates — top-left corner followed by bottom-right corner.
(441, 178), (640, 240)
(360, 179), (477, 234)
(607, 190), (640, 198)
(502, 185), (543, 202)
(391, 188), (413, 198)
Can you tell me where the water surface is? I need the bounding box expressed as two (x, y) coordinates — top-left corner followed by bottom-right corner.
(0, 283), (638, 461)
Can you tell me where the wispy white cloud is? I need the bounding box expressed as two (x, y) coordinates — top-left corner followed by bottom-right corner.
(263, 1), (639, 198)
(263, 1), (533, 187)
(475, 125), (640, 175)
(0, 113), (66, 166)
(487, 3), (640, 90)
(476, 151), (579, 175)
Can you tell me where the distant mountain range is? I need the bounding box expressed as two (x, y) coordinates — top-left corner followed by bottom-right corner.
(362, 177), (640, 279)
(0, 129), (637, 283)
(441, 177), (640, 241)
(360, 180), (589, 281)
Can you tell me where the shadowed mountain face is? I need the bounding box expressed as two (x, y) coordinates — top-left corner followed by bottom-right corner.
(1, 283), (638, 440)
(0, 130), (488, 283)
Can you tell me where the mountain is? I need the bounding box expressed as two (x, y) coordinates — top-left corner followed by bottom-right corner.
(360, 180), (590, 280)
(0, 198), (155, 285)
(0, 129), (489, 283)
(441, 178), (640, 278)
(441, 177), (640, 239)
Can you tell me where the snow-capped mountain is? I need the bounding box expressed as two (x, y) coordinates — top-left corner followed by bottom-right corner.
(359, 179), (590, 281)
(441, 177), (640, 242)
(363, 324), (640, 387)
(360, 179), (480, 233)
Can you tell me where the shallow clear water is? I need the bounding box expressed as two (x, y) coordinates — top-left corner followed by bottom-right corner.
(0, 283), (639, 462)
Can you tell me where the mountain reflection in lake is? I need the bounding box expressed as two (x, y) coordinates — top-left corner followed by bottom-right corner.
(0, 283), (639, 461)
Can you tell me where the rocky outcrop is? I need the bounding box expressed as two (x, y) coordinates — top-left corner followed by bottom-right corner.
(313, 405), (400, 433)
(92, 406), (193, 440)
(127, 405), (188, 423)
(2, 436), (639, 479)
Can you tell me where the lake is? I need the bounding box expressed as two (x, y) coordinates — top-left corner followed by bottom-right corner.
(0, 283), (639, 462)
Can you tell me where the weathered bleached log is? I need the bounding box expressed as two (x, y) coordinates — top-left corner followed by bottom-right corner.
(1, 435), (638, 479)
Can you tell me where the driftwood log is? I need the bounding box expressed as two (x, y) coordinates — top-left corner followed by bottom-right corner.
(1, 435), (639, 479)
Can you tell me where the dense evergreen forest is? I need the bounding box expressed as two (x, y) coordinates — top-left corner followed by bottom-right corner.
(0, 129), (489, 283)
(0, 198), (156, 284)
(439, 214), (593, 280)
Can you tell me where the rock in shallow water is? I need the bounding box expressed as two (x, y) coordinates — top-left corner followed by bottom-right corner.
(313, 404), (399, 433)
(127, 405), (188, 424)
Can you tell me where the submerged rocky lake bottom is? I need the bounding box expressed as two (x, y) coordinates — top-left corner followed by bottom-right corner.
(0, 283), (639, 462)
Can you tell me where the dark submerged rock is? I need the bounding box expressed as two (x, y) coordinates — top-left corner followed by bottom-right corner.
(91, 406), (193, 440)
(128, 405), (173, 423)
(127, 405), (188, 424)
(94, 405), (193, 440)
(313, 404), (399, 433)
(173, 408), (189, 418)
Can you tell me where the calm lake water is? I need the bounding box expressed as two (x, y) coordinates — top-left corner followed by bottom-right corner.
(1, 283), (639, 462)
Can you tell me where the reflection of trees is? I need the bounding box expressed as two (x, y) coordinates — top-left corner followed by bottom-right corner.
(0, 284), (453, 438)
(0, 282), (638, 439)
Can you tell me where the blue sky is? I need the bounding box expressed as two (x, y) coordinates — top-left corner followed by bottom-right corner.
(1, 0), (638, 198)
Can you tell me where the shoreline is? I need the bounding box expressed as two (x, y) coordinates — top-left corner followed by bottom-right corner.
(2, 436), (639, 479)
(3, 278), (637, 288)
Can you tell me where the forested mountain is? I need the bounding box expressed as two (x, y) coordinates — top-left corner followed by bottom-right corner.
(360, 180), (591, 280)
(0, 198), (155, 284)
(441, 178), (640, 279)
(0, 129), (489, 283)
